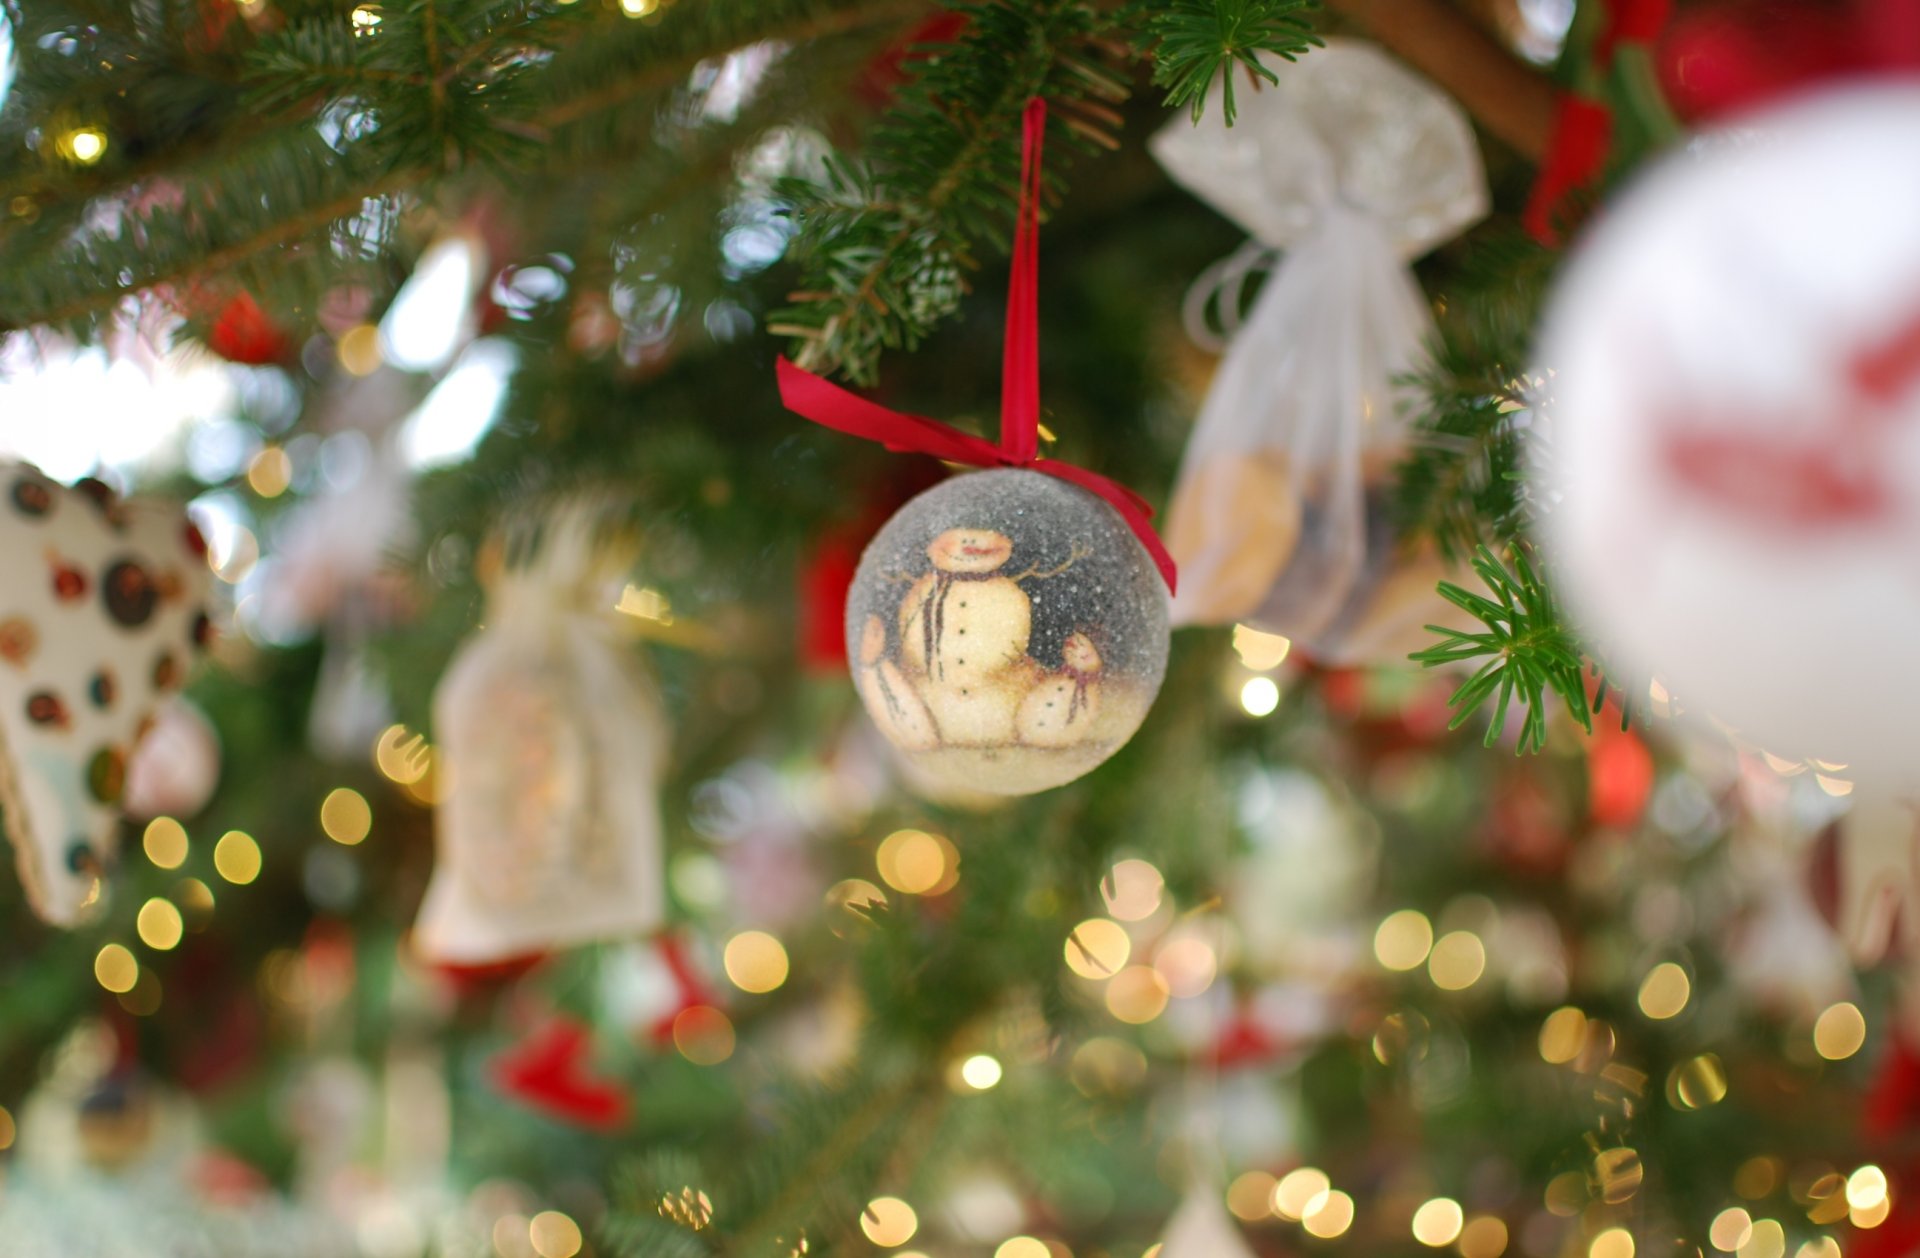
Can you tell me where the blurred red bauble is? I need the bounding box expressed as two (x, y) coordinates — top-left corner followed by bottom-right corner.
(1657, 0), (1920, 124)
(207, 291), (292, 365)
(1586, 725), (1655, 828)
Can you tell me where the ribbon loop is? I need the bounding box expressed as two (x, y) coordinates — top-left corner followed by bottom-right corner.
(775, 97), (1178, 595)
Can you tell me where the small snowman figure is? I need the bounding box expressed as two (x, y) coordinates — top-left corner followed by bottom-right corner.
(1016, 631), (1103, 747)
(853, 614), (939, 751)
(898, 527), (1084, 747)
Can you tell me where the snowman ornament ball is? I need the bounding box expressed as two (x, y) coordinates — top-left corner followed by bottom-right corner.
(847, 469), (1170, 796)
(1536, 84), (1920, 788)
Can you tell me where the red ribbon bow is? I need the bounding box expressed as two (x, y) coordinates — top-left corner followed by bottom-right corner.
(775, 98), (1177, 594)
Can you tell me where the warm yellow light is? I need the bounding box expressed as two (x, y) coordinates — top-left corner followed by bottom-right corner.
(1853, 1198), (1892, 1230)
(137, 898), (184, 951)
(1539, 1006), (1588, 1064)
(995, 1239), (1049, 1258)
(672, 1006), (735, 1065)
(65, 127), (108, 164)
(1240, 676), (1281, 717)
(247, 446), (291, 498)
(1846, 1166), (1888, 1211)
(1101, 858), (1164, 921)
(1710, 1207), (1753, 1252)
(374, 724), (433, 784)
(95, 943), (139, 993)
(1227, 1171), (1278, 1222)
(861, 1198), (918, 1248)
(1302, 1190), (1355, 1239)
(214, 830), (262, 884)
(1375, 909), (1434, 971)
(320, 787), (372, 845)
(1814, 1002), (1867, 1061)
(1232, 624), (1291, 671)
(1544, 1171), (1588, 1217)
(1106, 965), (1170, 1024)
(1065, 918), (1131, 979)
(0, 1104), (14, 1150)
(723, 931), (789, 994)
(1273, 1168), (1332, 1220)
(1637, 962), (1691, 1020)
(877, 829), (951, 895)
(1429, 931), (1486, 991)
(1590, 1228), (1634, 1258)
(615, 584), (673, 622)
(350, 3), (382, 30)
(337, 323), (383, 375)
(1459, 1216), (1509, 1258)
(619, 0), (658, 14)
(1154, 935), (1219, 999)
(143, 817), (190, 869)
(1794, 1240), (1842, 1258)
(1734, 1157), (1782, 1200)
(174, 877), (216, 927)
(529, 1211), (583, 1258)
(1667, 1054), (1728, 1109)
(120, 969), (162, 1016)
(1740, 1220), (1786, 1258)
(827, 879), (888, 936)
(959, 1054), (1003, 1091)
(1412, 1198), (1464, 1246)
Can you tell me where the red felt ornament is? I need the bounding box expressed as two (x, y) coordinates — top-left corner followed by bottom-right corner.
(492, 1016), (632, 1130)
(1586, 725), (1654, 829)
(207, 291), (293, 366)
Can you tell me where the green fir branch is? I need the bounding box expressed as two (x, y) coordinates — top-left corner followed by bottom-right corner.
(1130, 0), (1320, 124)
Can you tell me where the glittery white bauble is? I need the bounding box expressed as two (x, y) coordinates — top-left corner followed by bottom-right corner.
(845, 469), (1170, 796)
(1535, 85), (1920, 788)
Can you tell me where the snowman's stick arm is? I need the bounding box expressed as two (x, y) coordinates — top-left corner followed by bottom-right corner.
(1011, 539), (1093, 584)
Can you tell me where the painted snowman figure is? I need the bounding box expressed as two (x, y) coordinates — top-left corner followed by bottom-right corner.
(854, 613), (939, 751)
(897, 528), (1083, 747)
(1015, 631), (1103, 747)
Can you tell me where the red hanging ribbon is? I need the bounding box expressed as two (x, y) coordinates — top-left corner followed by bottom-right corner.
(775, 97), (1177, 594)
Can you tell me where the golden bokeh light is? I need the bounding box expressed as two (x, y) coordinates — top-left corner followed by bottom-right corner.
(1153, 934), (1218, 999)
(1065, 918), (1131, 979)
(143, 816), (190, 869)
(672, 1006), (735, 1065)
(1853, 1198), (1892, 1230)
(95, 943), (139, 993)
(1794, 1241), (1842, 1258)
(1741, 1220), (1786, 1258)
(174, 877), (216, 929)
(1233, 624), (1292, 671)
(137, 898), (185, 951)
(1428, 931), (1486, 991)
(876, 829), (953, 895)
(374, 724), (433, 784)
(1710, 1207), (1753, 1252)
(247, 446), (291, 498)
(1596, 1147), (1643, 1204)
(959, 1054), (1003, 1091)
(657, 1187), (713, 1231)
(1375, 909), (1434, 971)
(1807, 1173), (1850, 1226)
(861, 1198), (918, 1247)
(529, 1211), (583, 1258)
(1273, 1168), (1332, 1220)
(1101, 858), (1164, 921)
(337, 323), (383, 375)
(1734, 1157), (1782, 1200)
(0, 1104), (14, 1151)
(1302, 1190), (1355, 1239)
(1544, 1171), (1588, 1217)
(1637, 962), (1691, 1020)
(1240, 675), (1281, 717)
(995, 1239), (1049, 1258)
(1227, 1171), (1278, 1222)
(119, 968), (163, 1017)
(1590, 1227), (1634, 1258)
(1540, 1007), (1588, 1064)
(1459, 1215), (1509, 1258)
(723, 931), (790, 994)
(1411, 1198), (1464, 1247)
(213, 830), (262, 884)
(1814, 1002), (1867, 1061)
(1105, 965), (1170, 1024)
(1667, 1054), (1728, 1109)
(321, 787), (372, 845)
(1069, 1037), (1147, 1097)
(1846, 1166), (1888, 1211)
(63, 126), (108, 164)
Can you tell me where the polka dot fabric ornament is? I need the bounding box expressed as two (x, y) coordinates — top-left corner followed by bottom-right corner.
(1534, 85), (1920, 790)
(848, 470), (1169, 796)
(779, 99), (1175, 796)
(0, 463), (213, 925)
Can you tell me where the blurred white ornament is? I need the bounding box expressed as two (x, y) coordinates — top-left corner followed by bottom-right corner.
(1157, 1183), (1258, 1258)
(414, 499), (668, 964)
(122, 697), (221, 820)
(1726, 831), (1855, 1018)
(1152, 40), (1487, 662)
(1231, 767), (1375, 978)
(1535, 85), (1920, 788)
(1834, 792), (1920, 968)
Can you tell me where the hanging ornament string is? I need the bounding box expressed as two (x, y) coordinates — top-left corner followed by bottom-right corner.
(775, 97), (1177, 594)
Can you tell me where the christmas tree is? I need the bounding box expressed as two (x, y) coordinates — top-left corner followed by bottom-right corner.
(1, 1), (1917, 1256)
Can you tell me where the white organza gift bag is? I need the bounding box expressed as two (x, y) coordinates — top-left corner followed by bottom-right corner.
(415, 502), (668, 965)
(1152, 41), (1488, 664)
